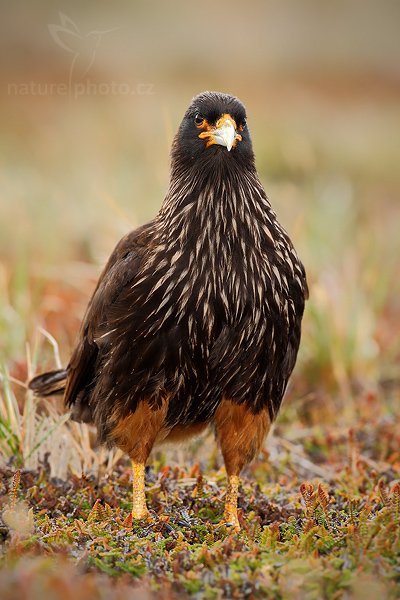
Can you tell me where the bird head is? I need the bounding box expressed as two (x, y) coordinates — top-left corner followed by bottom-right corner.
(172, 92), (254, 170)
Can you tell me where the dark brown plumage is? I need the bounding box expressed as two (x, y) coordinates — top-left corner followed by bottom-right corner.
(30, 91), (308, 528)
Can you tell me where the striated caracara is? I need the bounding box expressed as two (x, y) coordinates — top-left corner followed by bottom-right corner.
(29, 91), (308, 529)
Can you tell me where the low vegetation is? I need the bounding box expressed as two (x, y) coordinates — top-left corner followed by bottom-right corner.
(1, 372), (399, 598)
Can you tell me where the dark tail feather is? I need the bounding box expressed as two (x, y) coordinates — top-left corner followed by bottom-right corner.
(28, 369), (67, 397)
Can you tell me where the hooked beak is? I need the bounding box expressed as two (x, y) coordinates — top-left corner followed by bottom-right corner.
(198, 113), (242, 152)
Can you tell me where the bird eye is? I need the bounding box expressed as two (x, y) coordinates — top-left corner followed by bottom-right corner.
(194, 114), (206, 127)
(240, 119), (247, 131)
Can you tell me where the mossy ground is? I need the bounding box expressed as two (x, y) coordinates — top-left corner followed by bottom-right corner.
(1, 390), (399, 599)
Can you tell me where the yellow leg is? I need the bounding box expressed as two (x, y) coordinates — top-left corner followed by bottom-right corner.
(222, 475), (240, 530)
(131, 461), (149, 519)
(214, 402), (270, 531)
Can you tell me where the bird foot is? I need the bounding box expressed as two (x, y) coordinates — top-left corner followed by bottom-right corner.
(219, 504), (241, 531)
(123, 510), (154, 528)
(132, 509), (152, 520)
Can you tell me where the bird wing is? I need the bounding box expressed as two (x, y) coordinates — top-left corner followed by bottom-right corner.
(64, 222), (154, 415)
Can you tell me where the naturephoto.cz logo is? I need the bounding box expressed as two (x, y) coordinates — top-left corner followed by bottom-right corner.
(8, 13), (154, 98)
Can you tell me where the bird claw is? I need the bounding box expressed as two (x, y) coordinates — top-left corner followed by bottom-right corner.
(214, 509), (241, 532)
(123, 510), (154, 528)
(221, 502), (241, 531)
(214, 520), (241, 533)
(221, 519), (240, 532)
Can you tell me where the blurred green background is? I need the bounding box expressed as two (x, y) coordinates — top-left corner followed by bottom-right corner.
(1, 0), (400, 421)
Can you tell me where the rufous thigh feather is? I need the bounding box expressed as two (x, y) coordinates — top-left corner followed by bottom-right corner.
(110, 400), (168, 463)
(214, 400), (271, 475)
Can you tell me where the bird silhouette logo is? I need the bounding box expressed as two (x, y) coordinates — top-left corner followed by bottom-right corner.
(48, 13), (118, 88)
